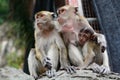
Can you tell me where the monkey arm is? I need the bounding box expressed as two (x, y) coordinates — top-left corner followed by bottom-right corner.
(79, 16), (91, 27)
(35, 43), (53, 70)
(102, 50), (110, 70)
(55, 33), (69, 68)
(79, 16), (89, 24)
(82, 42), (95, 69)
(35, 44), (46, 63)
(55, 34), (76, 73)
(94, 33), (110, 69)
(78, 16), (95, 33)
(34, 31), (46, 64)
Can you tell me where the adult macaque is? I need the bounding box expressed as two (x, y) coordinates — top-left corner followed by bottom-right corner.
(78, 28), (110, 74)
(28, 11), (76, 79)
(57, 5), (95, 68)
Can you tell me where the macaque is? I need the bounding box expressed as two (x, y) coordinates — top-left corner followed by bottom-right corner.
(78, 28), (110, 74)
(57, 5), (95, 68)
(28, 11), (76, 79)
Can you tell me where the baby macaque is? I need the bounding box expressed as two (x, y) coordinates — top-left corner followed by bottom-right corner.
(28, 11), (76, 79)
(78, 28), (110, 74)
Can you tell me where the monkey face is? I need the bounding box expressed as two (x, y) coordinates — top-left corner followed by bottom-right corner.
(78, 28), (94, 46)
(57, 5), (79, 32)
(35, 11), (54, 31)
(78, 32), (91, 46)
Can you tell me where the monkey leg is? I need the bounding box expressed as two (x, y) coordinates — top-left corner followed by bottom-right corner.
(28, 48), (46, 79)
(96, 50), (110, 74)
(87, 50), (110, 74)
(68, 44), (83, 68)
(45, 44), (59, 78)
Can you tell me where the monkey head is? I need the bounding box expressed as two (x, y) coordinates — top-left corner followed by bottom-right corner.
(57, 5), (78, 25)
(57, 5), (78, 15)
(34, 11), (55, 32)
(57, 5), (80, 33)
(78, 28), (94, 46)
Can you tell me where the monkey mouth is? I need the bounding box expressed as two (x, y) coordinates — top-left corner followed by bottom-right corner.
(62, 24), (74, 32)
(63, 27), (73, 32)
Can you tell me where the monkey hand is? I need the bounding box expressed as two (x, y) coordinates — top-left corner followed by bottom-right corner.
(65, 66), (76, 74)
(99, 65), (111, 74)
(43, 57), (52, 70)
(85, 63), (101, 72)
(46, 68), (56, 78)
(86, 63), (110, 74)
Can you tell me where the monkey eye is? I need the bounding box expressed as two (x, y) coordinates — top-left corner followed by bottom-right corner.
(61, 9), (65, 13)
(37, 23), (42, 26)
(40, 14), (45, 17)
(58, 9), (66, 14)
(37, 14), (45, 18)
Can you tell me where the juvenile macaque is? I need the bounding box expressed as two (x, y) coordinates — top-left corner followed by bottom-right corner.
(78, 28), (110, 74)
(57, 5), (95, 68)
(28, 11), (76, 79)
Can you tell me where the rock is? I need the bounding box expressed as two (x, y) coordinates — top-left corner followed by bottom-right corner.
(0, 66), (34, 80)
(37, 70), (120, 80)
(0, 67), (120, 80)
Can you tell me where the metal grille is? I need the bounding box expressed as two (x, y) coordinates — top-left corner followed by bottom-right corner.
(82, 0), (101, 32)
(89, 20), (101, 33)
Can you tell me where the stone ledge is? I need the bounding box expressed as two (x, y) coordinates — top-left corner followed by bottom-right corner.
(0, 67), (120, 80)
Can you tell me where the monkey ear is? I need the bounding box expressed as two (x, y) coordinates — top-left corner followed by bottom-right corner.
(35, 14), (37, 19)
(51, 12), (57, 19)
(50, 12), (54, 15)
(35, 13), (39, 19)
(57, 7), (61, 14)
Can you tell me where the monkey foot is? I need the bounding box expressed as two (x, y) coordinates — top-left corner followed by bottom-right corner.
(86, 63), (110, 74)
(46, 69), (56, 78)
(65, 66), (76, 74)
